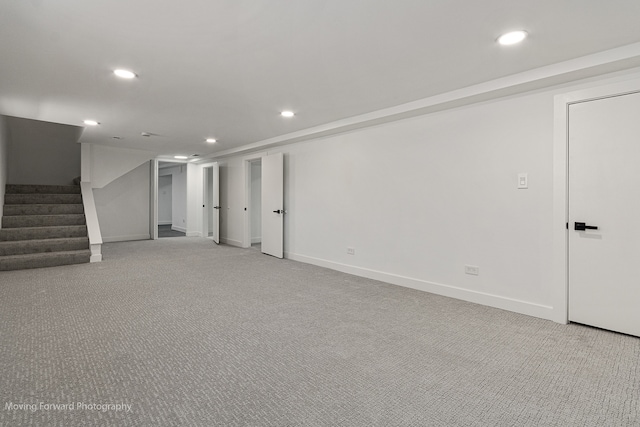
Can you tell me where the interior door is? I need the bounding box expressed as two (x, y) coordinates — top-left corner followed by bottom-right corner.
(211, 163), (220, 244)
(261, 152), (284, 258)
(203, 164), (220, 244)
(568, 90), (640, 337)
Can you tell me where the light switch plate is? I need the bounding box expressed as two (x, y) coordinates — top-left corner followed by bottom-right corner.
(518, 173), (528, 189)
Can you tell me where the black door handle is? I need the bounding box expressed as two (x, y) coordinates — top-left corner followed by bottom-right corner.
(213, 206), (221, 210)
(575, 222), (598, 231)
(273, 209), (283, 214)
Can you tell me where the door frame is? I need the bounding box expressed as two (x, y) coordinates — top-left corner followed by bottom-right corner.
(150, 159), (159, 240)
(552, 77), (640, 324)
(242, 152), (267, 248)
(200, 161), (219, 242)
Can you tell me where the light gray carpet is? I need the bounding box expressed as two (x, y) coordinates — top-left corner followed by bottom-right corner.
(0, 237), (638, 426)
(158, 225), (186, 238)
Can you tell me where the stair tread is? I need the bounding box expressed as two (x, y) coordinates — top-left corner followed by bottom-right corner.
(3, 204), (84, 216)
(1, 225), (86, 231)
(0, 237), (89, 246)
(6, 184), (81, 194)
(4, 194), (83, 204)
(1, 249), (91, 260)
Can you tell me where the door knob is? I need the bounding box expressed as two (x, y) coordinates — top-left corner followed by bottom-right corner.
(213, 206), (221, 210)
(575, 222), (598, 231)
(273, 209), (283, 214)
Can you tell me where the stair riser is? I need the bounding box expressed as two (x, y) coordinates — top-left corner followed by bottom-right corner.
(3, 204), (84, 216)
(0, 226), (87, 241)
(0, 252), (90, 271)
(6, 184), (81, 194)
(5, 194), (82, 205)
(2, 215), (86, 228)
(0, 238), (89, 256)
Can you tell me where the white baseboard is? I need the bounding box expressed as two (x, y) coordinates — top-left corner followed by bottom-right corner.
(251, 237), (262, 244)
(102, 234), (150, 243)
(158, 221), (172, 226)
(172, 225), (186, 233)
(220, 237), (243, 247)
(186, 231), (202, 237)
(285, 252), (554, 321)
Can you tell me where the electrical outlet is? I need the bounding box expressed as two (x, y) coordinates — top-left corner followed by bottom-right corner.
(347, 247), (355, 255)
(464, 265), (480, 275)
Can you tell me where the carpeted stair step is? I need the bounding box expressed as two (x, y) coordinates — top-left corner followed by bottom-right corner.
(4, 193), (82, 205)
(0, 237), (89, 256)
(5, 184), (81, 194)
(0, 250), (91, 271)
(2, 214), (86, 228)
(0, 225), (87, 241)
(3, 204), (84, 216)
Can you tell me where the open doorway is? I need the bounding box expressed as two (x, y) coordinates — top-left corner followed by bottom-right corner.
(158, 162), (187, 238)
(249, 159), (262, 250)
(202, 163), (220, 243)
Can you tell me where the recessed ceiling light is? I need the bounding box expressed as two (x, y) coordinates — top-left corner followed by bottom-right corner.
(114, 69), (137, 79)
(83, 120), (99, 126)
(174, 155), (188, 160)
(206, 138), (216, 143)
(497, 30), (528, 46)
(281, 111), (295, 118)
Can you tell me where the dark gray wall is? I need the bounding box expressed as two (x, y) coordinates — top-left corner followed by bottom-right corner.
(5, 116), (82, 186)
(0, 116), (9, 225)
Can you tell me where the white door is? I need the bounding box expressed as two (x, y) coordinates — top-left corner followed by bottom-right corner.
(568, 90), (640, 337)
(203, 164), (220, 244)
(261, 153), (284, 258)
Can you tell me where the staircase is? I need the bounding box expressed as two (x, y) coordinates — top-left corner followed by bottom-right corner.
(0, 184), (91, 271)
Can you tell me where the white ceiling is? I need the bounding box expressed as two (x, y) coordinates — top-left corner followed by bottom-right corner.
(2, 0), (640, 158)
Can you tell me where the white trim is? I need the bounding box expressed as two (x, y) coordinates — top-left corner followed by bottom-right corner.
(286, 252), (554, 320)
(80, 181), (102, 264)
(89, 243), (102, 263)
(206, 43), (640, 160)
(172, 225), (186, 233)
(552, 77), (640, 324)
(102, 234), (150, 243)
(158, 221), (172, 226)
(150, 159), (158, 240)
(220, 237), (243, 247)
(186, 231), (202, 237)
(251, 237), (262, 244)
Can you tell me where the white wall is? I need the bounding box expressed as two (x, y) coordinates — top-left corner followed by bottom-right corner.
(89, 144), (155, 189)
(93, 162), (150, 242)
(5, 116), (82, 186)
(250, 161), (262, 242)
(0, 115), (9, 226)
(158, 175), (172, 225)
(214, 68), (640, 322)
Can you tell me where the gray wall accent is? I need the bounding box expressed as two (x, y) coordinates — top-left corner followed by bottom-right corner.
(5, 116), (82, 186)
(0, 115), (9, 227)
(94, 162), (150, 242)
